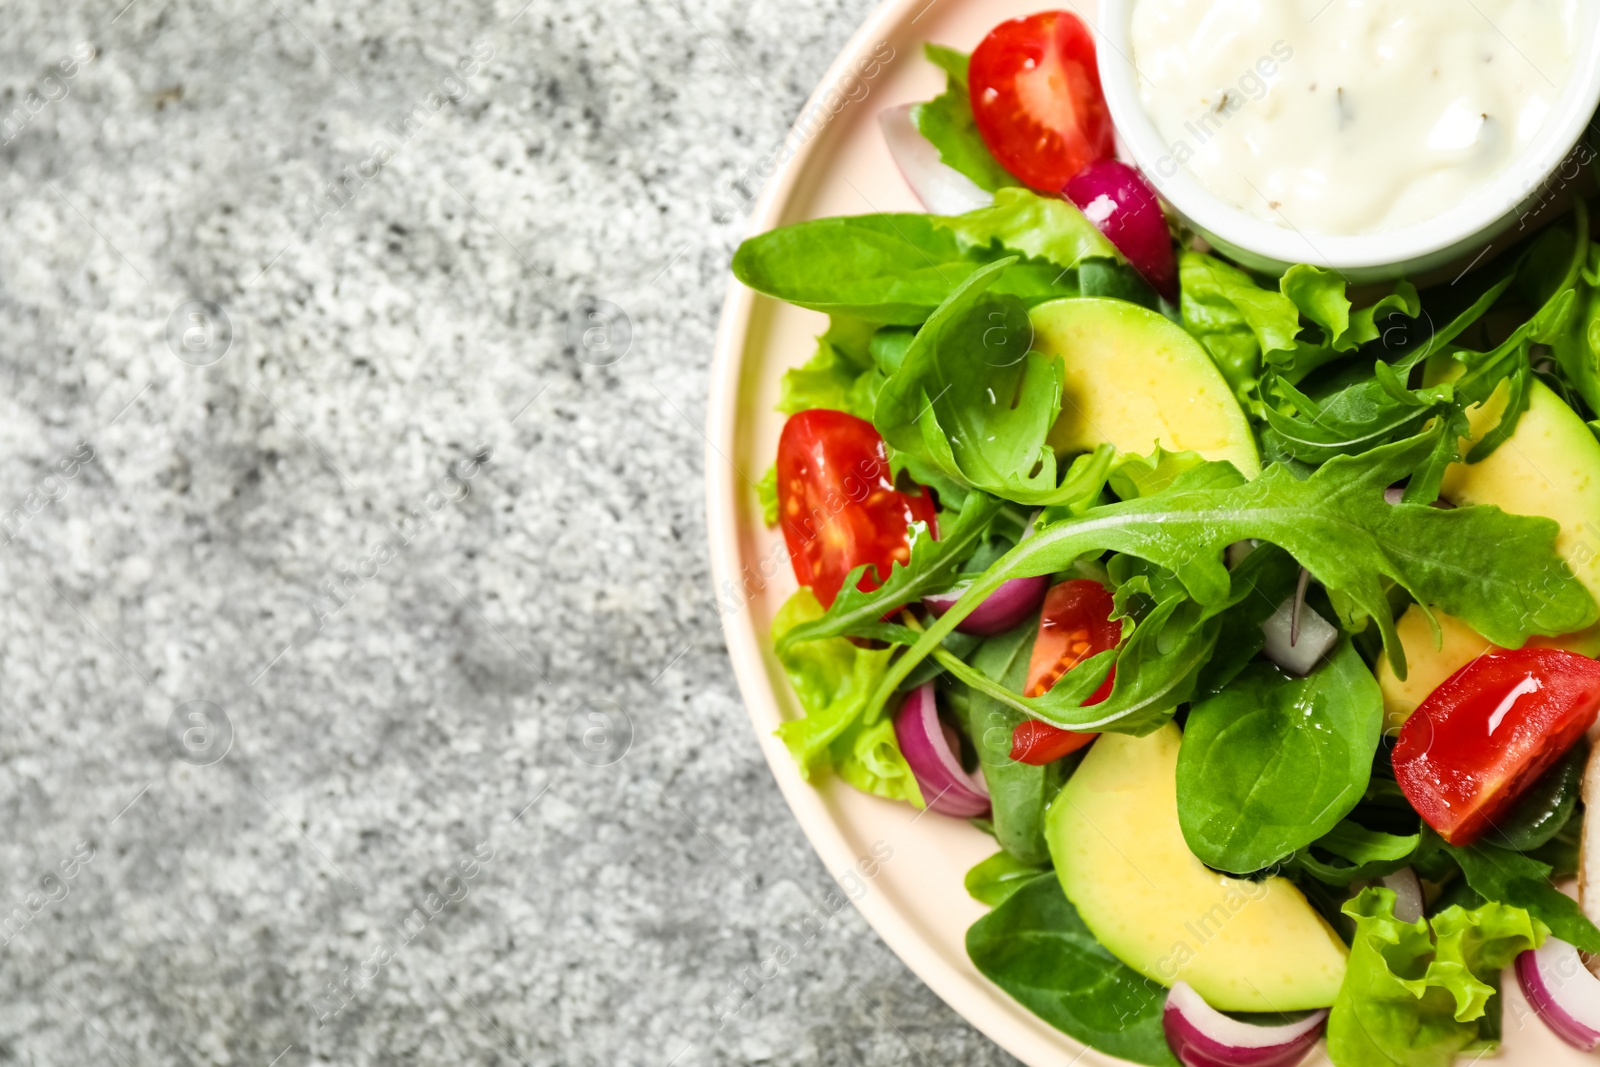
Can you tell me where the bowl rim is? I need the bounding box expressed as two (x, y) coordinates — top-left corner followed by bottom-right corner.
(1093, 0), (1600, 272)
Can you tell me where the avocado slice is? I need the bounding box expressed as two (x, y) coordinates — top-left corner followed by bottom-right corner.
(1029, 298), (1261, 478)
(1047, 724), (1348, 1012)
(1377, 377), (1600, 725)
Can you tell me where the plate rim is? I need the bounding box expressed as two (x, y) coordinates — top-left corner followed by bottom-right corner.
(702, 3), (1097, 1064)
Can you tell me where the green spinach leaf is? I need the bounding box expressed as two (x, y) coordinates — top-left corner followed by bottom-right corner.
(966, 874), (1179, 1067)
(731, 213), (1076, 324)
(874, 257), (1117, 505)
(949, 616), (1063, 865)
(964, 851), (1050, 908)
(1177, 640), (1383, 873)
(1288, 820), (1421, 886)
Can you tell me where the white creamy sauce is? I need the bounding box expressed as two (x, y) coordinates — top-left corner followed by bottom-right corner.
(1129, 0), (1577, 235)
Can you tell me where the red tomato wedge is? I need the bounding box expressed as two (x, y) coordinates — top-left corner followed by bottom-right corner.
(1393, 648), (1600, 846)
(968, 11), (1115, 193)
(1010, 579), (1121, 765)
(776, 409), (938, 609)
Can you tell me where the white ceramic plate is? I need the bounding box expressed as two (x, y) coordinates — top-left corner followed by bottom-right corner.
(704, 3), (1580, 1063)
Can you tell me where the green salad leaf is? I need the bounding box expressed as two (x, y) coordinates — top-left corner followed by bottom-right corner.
(731, 213), (1077, 324)
(775, 490), (1001, 653)
(1177, 640), (1382, 873)
(771, 589), (922, 806)
(776, 316), (879, 419)
(948, 616), (1067, 866)
(1482, 744), (1585, 852)
(869, 430), (1596, 724)
(1326, 888), (1545, 1067)
(757, 464), (778, 527)
(966, 874), (1179, 1067)
(1289, 819), (1421, 885)
(1180, 251), (1300, 396)
(1418, 830), (1600, 953)
(931, 541), (1297, 735)
(874, 257), (1118, 505)
(935, 187), (1119, 273)
(909, 45), (1019, 193)
(963, 850), (1049, 908)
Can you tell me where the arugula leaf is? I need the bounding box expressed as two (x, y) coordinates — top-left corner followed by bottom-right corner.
(1327, 888), (1546, 1067)
(949, 618), (1068, 866)
(966, 874), (1179, 1067)
(1288, 820), (1421, 885)
(775, 491), (1002, 653)
(964, 850), (1049, 908)
(1265, 204), (1586, 470)
(1177, 640), (1382, 873)
(933, 543), (1295, 735)
(731, 213), (1077, 324)
(874, 257), (1118, 505)
(934, 187), (1120, 274)
(771, 589), (922, 806)
(908, 45), (1019, 193)
(870, 431), (1596, 721)
(1419, 829), (1600, 953)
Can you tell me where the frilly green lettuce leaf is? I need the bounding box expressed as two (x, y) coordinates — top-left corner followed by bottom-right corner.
(771, 589), (922, 806)
(1326, 888), (1545, 1067)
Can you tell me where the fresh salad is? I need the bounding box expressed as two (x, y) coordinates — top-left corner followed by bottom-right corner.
(731, 10), (1600, 1067)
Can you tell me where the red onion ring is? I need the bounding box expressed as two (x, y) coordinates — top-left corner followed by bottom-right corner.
(923, 575), (1049, 636)
(878, 104), (994, 216)
(1516, 937), (1600, 1050)
(893, 683), (990, 818)
(1163, 982), (1327, 1067)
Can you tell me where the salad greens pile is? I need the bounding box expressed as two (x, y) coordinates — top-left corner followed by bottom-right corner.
(733, 36), (1600, 1067)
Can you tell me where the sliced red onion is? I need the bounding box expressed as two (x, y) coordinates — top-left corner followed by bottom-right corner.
(1516, 937), (1600, 1050)
(894, 683), (990, 818)
(1379, 868), (1424, 924)
(1163, 982), (1327, 1067)
(878, 104), (993, 216)
(1064, 159), (1178, 302)
(1262, 596), (1338, 676)
(923, 575), (1049, 636)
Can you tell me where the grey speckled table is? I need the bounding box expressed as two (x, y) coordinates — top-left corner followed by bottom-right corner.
(0, 1), (1023, 1064)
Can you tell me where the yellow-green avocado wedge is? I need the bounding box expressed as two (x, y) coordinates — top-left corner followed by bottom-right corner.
(1046, 724), (1347, 1012)
(1029, 298), (1261, 478)
(1377, 376), (1600, 726)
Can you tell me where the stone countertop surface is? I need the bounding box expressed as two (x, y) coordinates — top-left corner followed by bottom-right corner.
(0, 0), (1021, 1064)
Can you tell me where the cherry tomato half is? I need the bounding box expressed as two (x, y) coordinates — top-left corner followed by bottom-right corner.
(1393, 648), (1600, 846)
(776, 409), (938, 609)
(969, 11), (1115, 193)
(1010, 579), (1121, 765)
